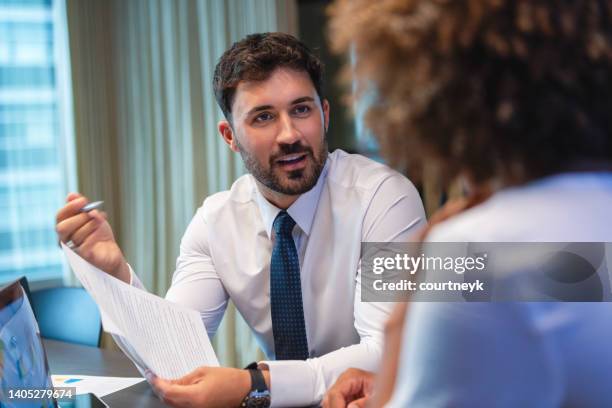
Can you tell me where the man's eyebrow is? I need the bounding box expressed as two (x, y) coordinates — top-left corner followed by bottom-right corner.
(291, 96), (315, 105)
(246, 105), (273, 116)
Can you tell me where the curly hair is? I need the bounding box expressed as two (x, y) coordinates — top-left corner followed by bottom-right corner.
(329, 0), (612, 185)
(213, 32), (324, 121)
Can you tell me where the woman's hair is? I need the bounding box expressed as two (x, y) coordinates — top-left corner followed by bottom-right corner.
(329, 0), (612, 185)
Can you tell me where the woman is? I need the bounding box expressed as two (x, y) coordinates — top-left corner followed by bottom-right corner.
(326, 1), (612, 407)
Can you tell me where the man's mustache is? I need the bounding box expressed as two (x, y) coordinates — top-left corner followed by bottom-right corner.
(270, 143), (313, 163)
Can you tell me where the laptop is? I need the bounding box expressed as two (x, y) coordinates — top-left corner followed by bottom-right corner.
(0, 279), (108, 408)
(0, 278), (56, 407)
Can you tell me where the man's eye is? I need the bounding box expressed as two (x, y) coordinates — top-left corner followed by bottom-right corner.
(293, 105), (311, 116)
(254, 112), (273, 123)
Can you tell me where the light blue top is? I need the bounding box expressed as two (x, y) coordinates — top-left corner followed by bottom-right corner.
(388, 172), (612, 408)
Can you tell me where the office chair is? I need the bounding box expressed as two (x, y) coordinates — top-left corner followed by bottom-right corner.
(18, 276), (32, 300)
(29, 286), (103, 347)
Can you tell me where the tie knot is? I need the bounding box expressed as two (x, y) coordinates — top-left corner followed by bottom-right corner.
(273, 211), (296, 236)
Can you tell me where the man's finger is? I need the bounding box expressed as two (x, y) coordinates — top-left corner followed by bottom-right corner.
(71, 218), (100, 247)
(66, 192), (82, 202)
(88, 210), (108, 225)
(151, 377), (182, 406)
(56, 212), (91, 244)
(144, 372), (164, 401)
(56, 196), (88, 224)
(325, 389), (349, 408)
(347, 397), (369, 408)
(173, 367), (207, 385)
(150, 376), (180, 401)
(151, 377), (200, 407)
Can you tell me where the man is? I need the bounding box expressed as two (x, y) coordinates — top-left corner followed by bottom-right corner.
(56, 32), (425, 407)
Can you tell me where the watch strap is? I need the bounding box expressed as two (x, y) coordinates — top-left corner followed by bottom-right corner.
(245, 362), (268, 392)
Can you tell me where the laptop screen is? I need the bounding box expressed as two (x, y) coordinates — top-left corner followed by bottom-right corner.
(0, 279), (57, 408)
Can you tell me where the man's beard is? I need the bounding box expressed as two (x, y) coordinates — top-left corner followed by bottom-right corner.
(238, 140), (328, 195)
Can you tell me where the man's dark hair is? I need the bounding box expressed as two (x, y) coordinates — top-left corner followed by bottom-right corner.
(213, 32), (324, 121)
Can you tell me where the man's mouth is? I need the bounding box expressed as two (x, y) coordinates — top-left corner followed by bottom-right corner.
(275, 153), (308, 170)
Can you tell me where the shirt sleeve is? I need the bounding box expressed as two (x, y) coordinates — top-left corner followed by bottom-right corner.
(263, 174), (427, 407)
(128, 205), (229, 339)
(165, 206), (229, 338)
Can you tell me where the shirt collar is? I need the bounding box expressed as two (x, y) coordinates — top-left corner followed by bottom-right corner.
(254, 159), (329, 239)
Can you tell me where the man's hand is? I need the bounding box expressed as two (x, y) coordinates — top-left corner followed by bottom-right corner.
(55, 192), (130, 282)
(148, 366), (253, 408)
(322, 368), (375, 408)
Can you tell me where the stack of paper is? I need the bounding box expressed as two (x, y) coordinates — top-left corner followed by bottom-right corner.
(61, 243), (219, 379)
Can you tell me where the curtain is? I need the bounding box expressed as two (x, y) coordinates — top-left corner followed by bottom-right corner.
(66, 0), (297, 367)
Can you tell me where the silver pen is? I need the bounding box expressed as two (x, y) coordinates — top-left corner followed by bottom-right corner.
(79, 201), (104, 213)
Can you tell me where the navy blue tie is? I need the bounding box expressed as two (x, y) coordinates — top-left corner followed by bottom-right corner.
(270, 211), (309, 360)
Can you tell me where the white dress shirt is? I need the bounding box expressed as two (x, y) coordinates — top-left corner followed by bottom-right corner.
(388, 172), (612, 408)
(130, 149), (426, 406)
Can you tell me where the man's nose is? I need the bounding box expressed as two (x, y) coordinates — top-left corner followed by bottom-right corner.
(276, 114), (301, 145)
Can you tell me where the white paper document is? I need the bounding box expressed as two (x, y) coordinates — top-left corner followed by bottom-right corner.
(52, 374), (144, 397)
(61, 243), (219, 379)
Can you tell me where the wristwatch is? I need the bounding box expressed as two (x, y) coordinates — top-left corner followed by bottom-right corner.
(241, 362), (271, 408)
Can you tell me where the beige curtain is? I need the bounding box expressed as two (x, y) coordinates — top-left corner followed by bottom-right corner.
(66, 0), (297, 367)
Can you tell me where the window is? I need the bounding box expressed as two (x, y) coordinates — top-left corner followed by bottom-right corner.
(0, 0), (75, 284)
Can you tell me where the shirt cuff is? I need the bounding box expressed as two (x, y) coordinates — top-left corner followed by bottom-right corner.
(261, 360), (316, 407)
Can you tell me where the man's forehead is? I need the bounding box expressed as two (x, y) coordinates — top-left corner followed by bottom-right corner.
(232, 68), (318, 114)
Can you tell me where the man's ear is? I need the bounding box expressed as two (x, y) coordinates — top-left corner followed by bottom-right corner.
(322, 99), (330, 133)
(218, 120), (239, 152)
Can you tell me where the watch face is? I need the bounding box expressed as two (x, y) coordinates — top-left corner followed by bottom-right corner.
(244, 390), (271, 408)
